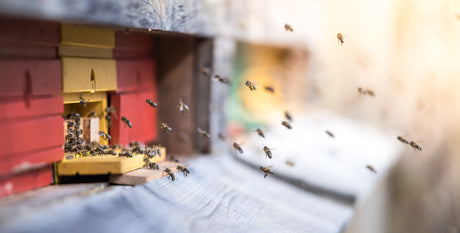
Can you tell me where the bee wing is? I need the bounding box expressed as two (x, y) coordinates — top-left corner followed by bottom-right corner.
(184, 104), (189, 110)
(266, 165), (274, 169)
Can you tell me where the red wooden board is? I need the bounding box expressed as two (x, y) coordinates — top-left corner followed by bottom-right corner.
(0, 165), (53, 197)
(0, 115), (64, 157)
(0, 147), (62, 176)
(0, 96), (63, 120)
(110, 89), (158, 145)
(113, 31), (154, 58)
(0, 59), (62, 97)
(0, 18), (60, 47)
(116, 59), (156, 93)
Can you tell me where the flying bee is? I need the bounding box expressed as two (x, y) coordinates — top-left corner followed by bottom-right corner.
(218, 133), (226, 141)
(325, 130), (335, 138)
(197, 128), (210, 139)
(281, 121), (292, 129)
(259, 166), (274, 178)
(105, 106), (117, 115)
(214, 75), (231, 85)
(169, 156), (180, 163)
(285, 160), (295, 167)
(160, 122), (173, 134)
(245, 80), (257, 91)
(79, 96), (89, 107)
(177, 98), (189, 114)
(284, 24), (293, 32)
(146, 98), (158, 108)
(337, 33), (344, 46)
(366, 165), (377, 173)
(121, 116), (132, 128)
(410, 141), (422, 151)
(397, 136), (409, 144)
(256, 129), (265, 138)
(233, 142), (243, 154)
(358, 87), (375, 97)
(264, 86), (275, 94)
(177, 165), (190, 177)
(164, 168), (175, 181)
(263, 146), (274, 159)
(284, 111), (293, 122)
(201, 67), (210, 77)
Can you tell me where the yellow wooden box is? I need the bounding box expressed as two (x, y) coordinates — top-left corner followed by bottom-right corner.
(61, 23), (115, 49)
(57, 147), (166, 176)
(62, 57), (117, 93)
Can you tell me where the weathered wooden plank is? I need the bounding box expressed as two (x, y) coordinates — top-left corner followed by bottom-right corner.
(109, 161), (180, 185)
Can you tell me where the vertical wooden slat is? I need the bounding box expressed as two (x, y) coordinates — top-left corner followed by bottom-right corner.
(156, 35), (195, 155)
(193, 38), (213, 153)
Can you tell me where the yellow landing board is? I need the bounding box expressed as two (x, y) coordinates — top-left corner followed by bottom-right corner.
(57, 147), (166, 176)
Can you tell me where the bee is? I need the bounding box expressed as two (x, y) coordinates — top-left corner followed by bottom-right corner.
(233, 142), (243, 154)
(148, 162), (159, 170)
(284, 24), (294, 32)
(410, 141), (422, 151)
(197, 128), (210, 139)
(164, 168), (175, 181)
(107, 150), (117, 156)
(259, 166), (274, 178)
(285, 160), (295, 167)
(79, 96), (89, 107)
(325, 130), (335, 138)
(337, 33), (344, 46)
(358, 87), (375, 97)
(119, 151), (133, 158)
(146, 149), (157, 158)
(133, 145), (143, 154)
(105, 115), (112, 129)
(86, 111), (96, 118)
(146, 98), (158, 108)
(105, 106), (117, 114)
(397, 136), (409, 144)
(245, 81), (256, 91)
(169, 156), (180, 163)
(284, 111), (293, 122)
(256, 129), (265, 138)
(121, 116), (132, 128)
(160, 122), (173, 134)
(65, 154), (74, 160)
(214, 75), (231, 85)
(264, 86), (275, 94)
(366, 165), (377, 173)
(112, 144), (123, 150)
(129, 141), (140, 148)
(156, 147), (162, 157)
(281, 121), (292, 129)
(263, 146), (273, 159)
(218, 133), (226, 141)
(177, 165), (190, 177)
(177, 98), (189, 114)
(201, 67), (210, 77)
(98, 131), (111, 141)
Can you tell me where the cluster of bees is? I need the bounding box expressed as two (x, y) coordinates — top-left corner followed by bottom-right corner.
(64, 95), (192, 181)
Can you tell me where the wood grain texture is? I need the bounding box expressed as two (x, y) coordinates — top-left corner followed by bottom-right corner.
(109, 161), (180, 185)
(156, 35), (195, 154)
(0, 154), (352, 233)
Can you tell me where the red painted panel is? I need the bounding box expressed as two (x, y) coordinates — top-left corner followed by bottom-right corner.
(116, 59), (156, 93)
(110, 89), (158, 145)
(0, 18), (60, 47)
(113, 31), (154, 58)
(0, 115), (64, 157)
(0, 96), (63, 120)
(0, 165), (53, 197)
(0, 59), (62, 97)
(0, 147), (62, 176)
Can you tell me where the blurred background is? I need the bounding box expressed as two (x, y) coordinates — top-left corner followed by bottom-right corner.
(0, 0), (459, 232)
